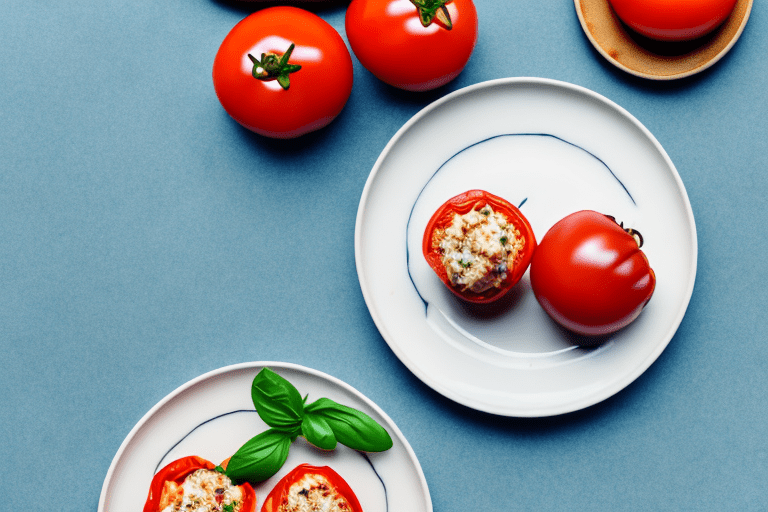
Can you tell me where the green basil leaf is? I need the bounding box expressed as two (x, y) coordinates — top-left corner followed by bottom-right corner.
(301, 413), (337, 450)
(225, 428), (291, 483)
(304, 397), (393, 452)
(251, 368), (304, 430)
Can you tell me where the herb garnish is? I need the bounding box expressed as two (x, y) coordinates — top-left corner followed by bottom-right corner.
(224, 368), (393, 484)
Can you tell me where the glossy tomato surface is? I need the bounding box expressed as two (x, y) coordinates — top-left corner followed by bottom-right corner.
(422, 189), (536, 304)
(261, 464), (362, 512)
(143, 456), (256, 512)
(530, 211), (656, 337)
(345, 0), (478, 91)
(608, 0), (738, 41)
(212, 7), (353, 138)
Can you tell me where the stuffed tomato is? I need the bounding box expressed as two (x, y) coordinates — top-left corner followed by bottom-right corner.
(422, 189), (536, 304)
(143, 455), (256, 512)
(261, 464), (362, 512)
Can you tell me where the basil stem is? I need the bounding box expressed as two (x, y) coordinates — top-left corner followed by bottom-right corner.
(304, 397), (393, 452)
(225, 428), (292, 483)
(251, 368), (304, 431)
(301, 413), (337, 450)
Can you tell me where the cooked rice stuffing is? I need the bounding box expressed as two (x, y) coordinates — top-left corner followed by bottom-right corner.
(432, 204), (525, 293)
(159, 468), (244, 512)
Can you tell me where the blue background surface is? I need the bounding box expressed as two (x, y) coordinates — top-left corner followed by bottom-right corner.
(1, 0), (766, 510)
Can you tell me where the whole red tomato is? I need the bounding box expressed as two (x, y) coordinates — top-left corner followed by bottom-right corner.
(143, 456), (256, 512)
(261, 464), (362, 512)
(422, 190), (536, 304)
(212, 7), (353, 138)
(530, 211), (655, 337)
(608, 0), (738, 41)
(345, 0), (478, 91)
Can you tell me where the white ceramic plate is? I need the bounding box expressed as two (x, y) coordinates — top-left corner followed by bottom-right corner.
(98, 362), (431, 512)
(355, 77), (697, 417)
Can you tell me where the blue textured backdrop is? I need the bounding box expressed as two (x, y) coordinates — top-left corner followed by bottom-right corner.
(1, 0), (766, 509)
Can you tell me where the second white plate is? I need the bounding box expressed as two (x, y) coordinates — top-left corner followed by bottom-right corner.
(355, 77), (697, 417)
(98, 362), (431, 511)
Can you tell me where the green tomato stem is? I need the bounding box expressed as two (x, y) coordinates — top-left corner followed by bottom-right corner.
(604, 214), (644, 248)
(409, 0), (453, 29)
(248, 43), (302, 90)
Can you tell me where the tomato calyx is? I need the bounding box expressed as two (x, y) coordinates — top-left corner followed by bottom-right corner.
(604, 214), (644, 248)
(248, 43), (302, 90)
(409, 0), (453, 29)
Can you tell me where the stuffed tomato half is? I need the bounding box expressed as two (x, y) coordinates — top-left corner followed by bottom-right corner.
(261, 464), (363, 512)
(422, 189), (536, 304)
(143, 455), (256, 512)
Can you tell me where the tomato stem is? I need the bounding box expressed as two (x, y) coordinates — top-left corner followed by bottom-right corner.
(605, 215), (644, 247)
(409, 0), (453, 29)
(248, 43), (302, 90)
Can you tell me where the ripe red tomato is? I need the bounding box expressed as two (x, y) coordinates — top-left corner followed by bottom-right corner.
(608, 0), (738, 41)
(422, 190), (536, 304)
(345, 0), (478, 91)
(261, 464), (362, 512)
(212, 7), (353, 138)
(530, 211), (656, 337)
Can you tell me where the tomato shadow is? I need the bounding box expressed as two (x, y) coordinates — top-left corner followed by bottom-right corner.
(365, 72), (460, 109)
(551, 321), (615, 348)
(576, 16), (744, 94)
(216, 105), (355, 175)
(450, 285), (615, 347)
(210, 0), (350, 15)
(619, 20), (722, 57)
(450, 282), (527, 320)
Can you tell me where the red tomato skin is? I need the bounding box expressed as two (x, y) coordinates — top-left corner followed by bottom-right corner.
(261, 464), (363, 512)
(143, 456), (257, 512)
(212, 7), (353, 138)
(422, 189), (536, 304)
(530, 211), (656, 336)
(608, 0), (738, 41)
(345, 0), (478, 91)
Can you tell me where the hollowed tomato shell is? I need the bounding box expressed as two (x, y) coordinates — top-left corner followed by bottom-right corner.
(422, 189), (537, 304)
(143, 455), (256, 512)
(261, 464), (362, 512)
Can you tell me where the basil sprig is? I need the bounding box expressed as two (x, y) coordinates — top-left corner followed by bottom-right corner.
(224, 368), (393, 483)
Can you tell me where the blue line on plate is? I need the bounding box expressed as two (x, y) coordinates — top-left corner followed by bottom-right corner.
(154, 409), (257, 474)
